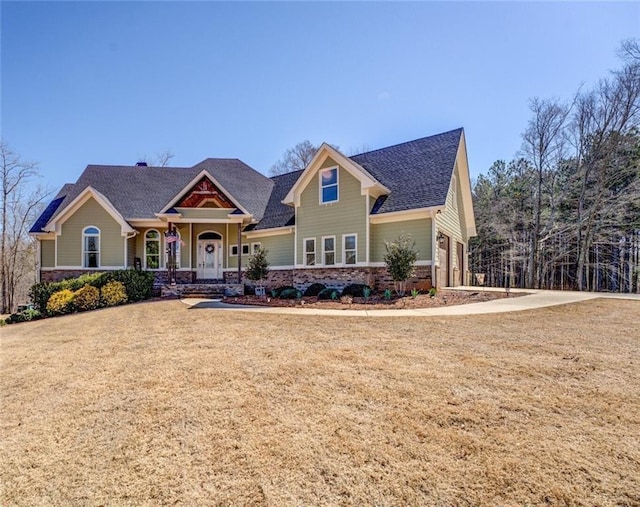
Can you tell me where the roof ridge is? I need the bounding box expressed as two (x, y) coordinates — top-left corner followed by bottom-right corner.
(350, 127), (463, 159)
(269, 169), (304, 182)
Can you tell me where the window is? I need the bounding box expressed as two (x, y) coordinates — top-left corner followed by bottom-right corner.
(252, 242), (262, 254)
(164, 231), (181, 269)
(343, 234), (357, 265)
(320, 167), (338, 204)
(83, 226), (100, 268)
(304, 238), (316, 266)
(230, 244), (250, 256)
(145, 230), (161, 269)
(322, 236), (335, 266)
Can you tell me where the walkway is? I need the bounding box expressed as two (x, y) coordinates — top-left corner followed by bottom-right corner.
(181, 287), (640, 317)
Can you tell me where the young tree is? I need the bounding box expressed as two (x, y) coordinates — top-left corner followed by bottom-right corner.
(245, 247), (270, 292)
(269, 140), (319, 175)
(1, 141), (51, 313)
(383, 233), (418, 296)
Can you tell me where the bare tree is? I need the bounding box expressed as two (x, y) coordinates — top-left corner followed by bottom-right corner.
(155, 149), (175, 167)
(1, 141), (51, 313)
(269, 140), (319, 176)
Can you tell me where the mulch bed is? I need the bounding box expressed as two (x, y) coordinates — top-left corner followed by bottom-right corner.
(223, 289), (524, 310)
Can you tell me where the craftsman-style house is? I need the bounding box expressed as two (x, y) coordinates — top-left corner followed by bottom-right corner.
(30, 128), (476, 293)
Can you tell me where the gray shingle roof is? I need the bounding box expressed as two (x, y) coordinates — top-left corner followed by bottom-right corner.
(29, 184), (75, 233)
(350, 128), (462, 214)
(249, 170), (300, 230)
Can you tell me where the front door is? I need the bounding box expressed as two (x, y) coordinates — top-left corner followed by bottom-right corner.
(197, 240), (222, 280)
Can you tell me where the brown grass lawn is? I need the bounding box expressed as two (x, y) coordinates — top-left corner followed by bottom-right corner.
(1, 300), (639, 506)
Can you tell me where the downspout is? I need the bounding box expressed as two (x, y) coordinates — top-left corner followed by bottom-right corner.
(237, 223), (242, 284)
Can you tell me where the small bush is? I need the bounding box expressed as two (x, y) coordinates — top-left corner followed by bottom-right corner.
(411, 288), (420, 299)
(341, 284), (372, 298)
(317, 288), (340, 300)
(384, 289), (393, 301)
(272, 286), (296, 298)
(110, 269), (154, 302)
(46, 289), (76, 315)
(303, 283), (326, 297)
(278, 287), (301, 299)
(429, 287), (437, 298)
(5, 308), (42, 324)
(101, 281), (128, 307)
(74, 284), (100, 311)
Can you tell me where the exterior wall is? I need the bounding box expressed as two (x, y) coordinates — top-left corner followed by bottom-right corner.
(370, 218), (432, 263)
(435, 162), (468, 284)
(246, 233), (294, 267)
(224, 266), (432, 293)
(127, 236), (136, 268)
(178, 224), (191, 269)
(41, 239), (55, 268)
(57, 197), (124, 267)
(191, 223), (227, 268)
(296, 157), (367, 266)
(135, 227), (167, 270)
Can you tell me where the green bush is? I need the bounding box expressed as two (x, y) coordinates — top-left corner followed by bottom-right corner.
(303, 283), (326, 297)
(46, 289), (76, 315)
(74, 284), (100, 311)
(272, 286), (296, 298)
(29, 282), (58, 314)
(278, 287), (301, 299)
(29, 272), (111, 314)
(101, 281), (128, 307)
(5, 308), (43, 324)
(110, 269), (154, 302)
(317, 288), (340, 300)
(383, 233), (418, 296)
(341, 284), (372, 298)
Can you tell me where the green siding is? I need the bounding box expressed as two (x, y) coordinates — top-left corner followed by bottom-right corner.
(435, 162), (466, 270)
(58, 197), (124, 266)
(127, 237), (136, 267)
(371, 219), (432, 263)
(250, 233), (294, 267)
(135, 227), (166, 269)
(191, 223), (227, 268)
(41, 239), (55, 268)
(296, 160), (367, 265)
(177, 225), (191, 269)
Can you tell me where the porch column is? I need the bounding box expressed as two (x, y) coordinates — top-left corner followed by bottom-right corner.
(237, 224), (242, 283)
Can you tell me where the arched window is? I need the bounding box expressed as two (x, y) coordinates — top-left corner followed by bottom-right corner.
(145, 230), (161, 269)
(83, 226), (100, 268)
(165, 230), (181, 269)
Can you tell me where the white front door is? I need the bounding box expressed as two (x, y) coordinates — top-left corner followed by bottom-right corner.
(197, 240), (222, 279)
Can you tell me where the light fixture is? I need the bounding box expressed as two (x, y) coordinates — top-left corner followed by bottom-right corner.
(436, 231), (445, 243)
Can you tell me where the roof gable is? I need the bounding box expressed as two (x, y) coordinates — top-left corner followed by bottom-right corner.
(282, 143), (389, 207)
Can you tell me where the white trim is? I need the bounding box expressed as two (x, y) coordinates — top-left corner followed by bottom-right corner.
(229, 243), (250, 256)
(251, 242), (262, 254)
(243, 226), (294, 239)
(370, 207), (440, 224)
(159, 169), (251, 216)
(369, 260), (433, 268)
(451, 173), (458, 210)
(282, 143), (390, 206)
(321, 235), (336, 266)
(342, 233), (357, 265)
(222, 265), (295, 272)
(127, 219), (166, 228)
(36, 240), (41, 283)
(319, 166), (339, 205)
(44, 186), (135, 235)
(456, 130), (477, 237)
(163, 217), (245, 224)
(365, 190), (370, 264)
(303, 237), (316, 266)
(42, 266), (127, 271)
(226, 223), (229, 269)
(294, 204), (298, 266)
(189, 223), (193, 270)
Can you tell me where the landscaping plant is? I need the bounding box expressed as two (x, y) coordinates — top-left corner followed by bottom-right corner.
(383, 233), (418, 296)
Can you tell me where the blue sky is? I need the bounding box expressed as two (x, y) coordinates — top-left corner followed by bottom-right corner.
(2, 1), (638, 192)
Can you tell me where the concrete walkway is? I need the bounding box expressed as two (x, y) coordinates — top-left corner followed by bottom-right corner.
(181, 287), (640, 317)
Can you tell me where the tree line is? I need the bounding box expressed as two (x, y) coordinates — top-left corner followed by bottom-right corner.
(469, 40), (640, 292)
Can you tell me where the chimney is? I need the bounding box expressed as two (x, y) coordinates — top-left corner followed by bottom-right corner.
(136, 161), (148, 167)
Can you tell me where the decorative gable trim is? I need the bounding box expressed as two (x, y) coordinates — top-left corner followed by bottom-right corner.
(455, 131), (477, 237)
(160, 169), (250, 216)
(43, 186), (135, 236)
(282, 143), (390, 207)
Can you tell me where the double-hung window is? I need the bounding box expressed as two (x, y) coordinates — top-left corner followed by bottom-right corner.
(320, 167), (338, 204)
(343, 234), (357, 265)
(323, 236), (335, 266)
(145, 230), (161, 269)
(304, 238), (316, 266)
(83, 226), (100, 268)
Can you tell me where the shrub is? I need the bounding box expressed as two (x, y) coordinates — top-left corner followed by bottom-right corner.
(29, 282), (58, 314)
(363, 286), (372, 301)
(411, 288), (420, 299)
(5, 308), (42, 324)
(384, 289), (393, 301)
(245, 247), (269, 288)
(303, 283), (326, 297)
(317, 288), (340, 300)
(341, 284), (372, 298)
(383, 233), (418, 296)
(101, 281), (128, 307)
(272, 286), (296, 298)
(110, 269), (154, 302)
(278, 287), (301, 299)
(429, 287), (437, 298)
(74, 284), (100, 311)
(46, 289), (75, 315)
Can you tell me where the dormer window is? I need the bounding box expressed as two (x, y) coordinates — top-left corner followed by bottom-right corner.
(320, 167), (338, 204)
